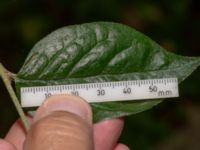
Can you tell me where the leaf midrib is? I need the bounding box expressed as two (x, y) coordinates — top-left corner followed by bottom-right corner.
(16, 60), (195, 82)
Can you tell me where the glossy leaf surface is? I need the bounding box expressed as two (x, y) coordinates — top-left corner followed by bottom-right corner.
(15, 22), (200, 122)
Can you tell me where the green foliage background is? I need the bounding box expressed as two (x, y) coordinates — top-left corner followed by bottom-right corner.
(0, 0), (199, 149)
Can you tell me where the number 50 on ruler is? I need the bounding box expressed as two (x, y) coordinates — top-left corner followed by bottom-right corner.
(20, 78), (179, 108)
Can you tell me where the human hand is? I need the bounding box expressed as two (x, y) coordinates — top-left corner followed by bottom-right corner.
(0, 95), (130, 150)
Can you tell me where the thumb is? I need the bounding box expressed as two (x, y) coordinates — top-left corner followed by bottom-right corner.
(24, 95), (93, 150)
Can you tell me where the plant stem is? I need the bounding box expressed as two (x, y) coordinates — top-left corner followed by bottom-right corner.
(0, 63), (29, 131)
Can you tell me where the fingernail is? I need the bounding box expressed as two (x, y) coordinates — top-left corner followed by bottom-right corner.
(33, 95), (92, 124)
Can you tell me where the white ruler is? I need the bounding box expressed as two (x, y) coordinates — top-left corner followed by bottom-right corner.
(20, 78), (179, 108)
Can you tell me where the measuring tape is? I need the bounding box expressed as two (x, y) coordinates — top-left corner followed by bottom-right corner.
(20, 78), (179, 108)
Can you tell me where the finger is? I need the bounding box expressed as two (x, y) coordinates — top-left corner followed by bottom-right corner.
(94, 118), (124, 150)
(114, 143), (130, 150)
(4, 118), (30, 150)
(24, 95), (93, 150)
(0, 139), (17, 150)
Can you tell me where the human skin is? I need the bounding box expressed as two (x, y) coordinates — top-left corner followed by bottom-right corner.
(0, 95), (130, 150)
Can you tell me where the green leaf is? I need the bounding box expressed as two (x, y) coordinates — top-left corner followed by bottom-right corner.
(15, 22), (200, 122)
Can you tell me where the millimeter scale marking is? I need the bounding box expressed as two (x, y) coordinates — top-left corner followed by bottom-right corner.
(20, 78), (179, 108)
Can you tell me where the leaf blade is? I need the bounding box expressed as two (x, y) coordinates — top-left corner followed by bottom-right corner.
(15, 22), (200, 122)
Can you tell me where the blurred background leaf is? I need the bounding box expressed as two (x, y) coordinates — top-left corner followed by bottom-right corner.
(0, 0), (199, 149)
